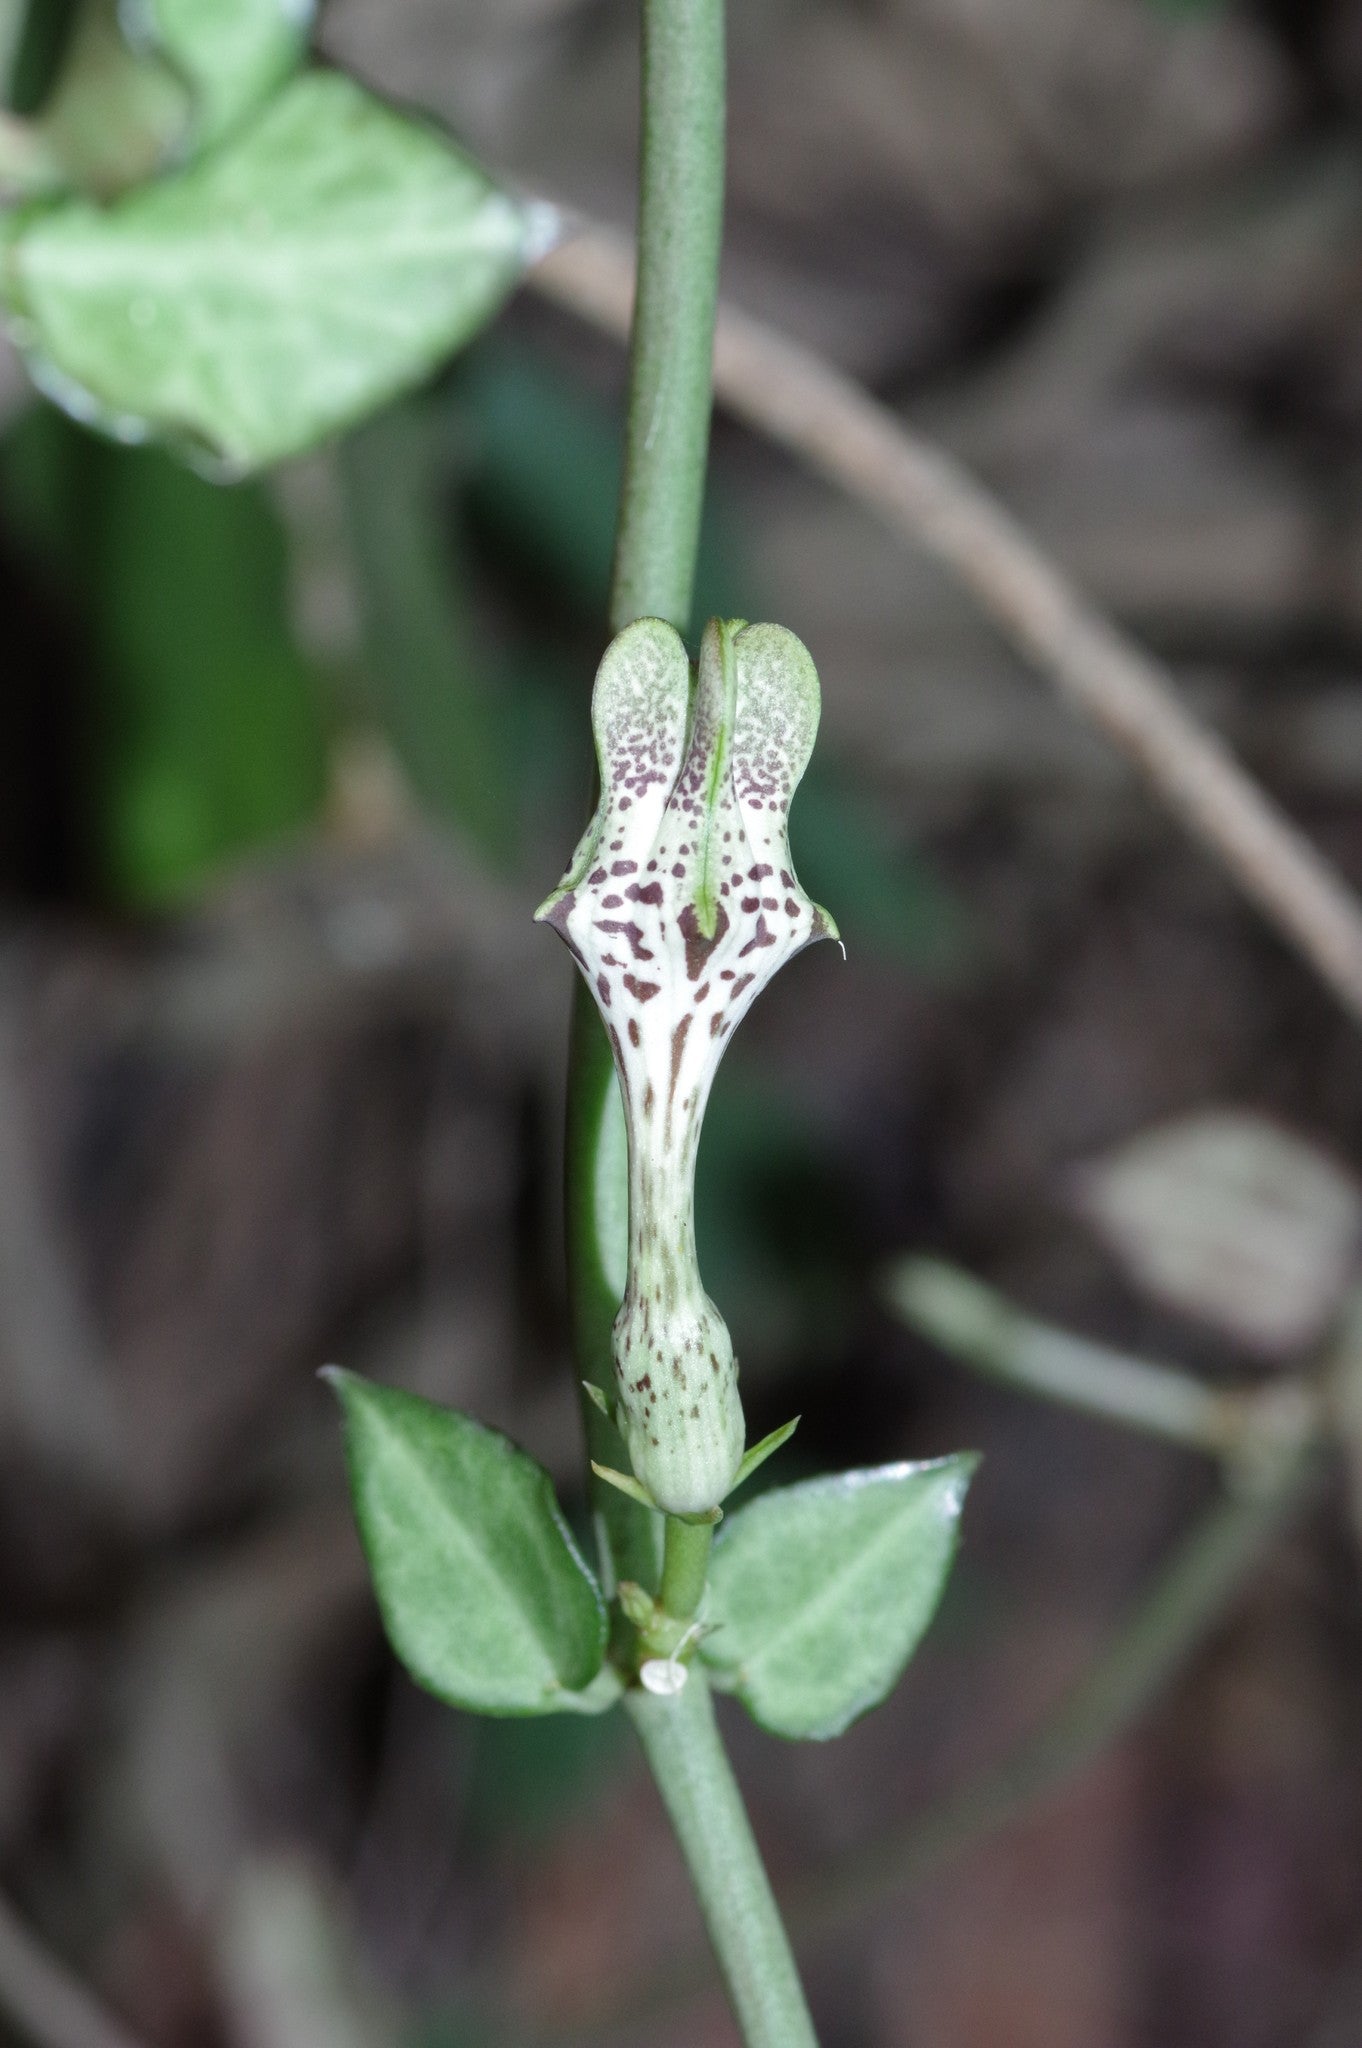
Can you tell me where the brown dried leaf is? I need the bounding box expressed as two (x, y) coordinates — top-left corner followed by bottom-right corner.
(1073, 1110), (1362, 1357)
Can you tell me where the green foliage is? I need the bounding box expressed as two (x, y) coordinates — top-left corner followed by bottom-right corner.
(0, 403), (327, 903)
(730, 1416), (801, 1495)
(326, 1370), (610, 1717)
(94, 447), (325, 899)
(2, 0), (311, 200)
(465, 1705), (628, 1843)
(701, 1456), (977, 1739)
(694, 1075), (856, 1363)
(14, 0), (187, 198)
(792, 771), (970, 975)
(6, 0), (80, 114)
(459, 344), (627, 619)
(458, 340), (745, 626)
(340, 400), (516, 867)
(0, 4), (20, 101)
(133, 0), (314, 147)
(2, 70), (545, 471)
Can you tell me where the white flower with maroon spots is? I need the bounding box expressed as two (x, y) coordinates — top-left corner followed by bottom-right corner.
(537, 615), (836, 1515)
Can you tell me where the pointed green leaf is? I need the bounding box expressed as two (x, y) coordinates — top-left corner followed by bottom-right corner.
(589, 1460), (659, 1513)
(132, 0), (314, 147)
(327, 1370), (607, 1717)
(700, 1455), (976, 1739)
(729, 1415), (800, 1496)
(2, 70), (551, 472)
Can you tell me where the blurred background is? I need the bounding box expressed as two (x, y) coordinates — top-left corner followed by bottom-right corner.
(6, 0), (1362, 2044)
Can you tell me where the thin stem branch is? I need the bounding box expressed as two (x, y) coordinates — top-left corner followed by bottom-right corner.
(536, 224), (1362, 1028)
(627, 1674), (818, 2048)
(888, 1254), (1248, 1456)
(790, 1429), (1315, 1949)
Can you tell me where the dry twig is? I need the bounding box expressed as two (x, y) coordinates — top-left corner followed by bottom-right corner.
(535, 224), (1362, 1027)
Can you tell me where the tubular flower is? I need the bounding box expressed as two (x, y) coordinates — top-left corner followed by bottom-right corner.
(537, 616), (836, 1515)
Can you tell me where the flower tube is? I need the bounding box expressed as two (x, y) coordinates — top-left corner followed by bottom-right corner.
(538, 616), (835, 1513)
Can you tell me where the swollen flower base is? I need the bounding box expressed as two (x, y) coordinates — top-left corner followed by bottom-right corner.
(537, 616), (836, 1514)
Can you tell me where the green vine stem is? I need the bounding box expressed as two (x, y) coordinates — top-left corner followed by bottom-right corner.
(608, 0), (724, 640)
(659, 1513), (714, 1622)
(627, 1673), (819, 2048)
(559, 0), (820, 2040)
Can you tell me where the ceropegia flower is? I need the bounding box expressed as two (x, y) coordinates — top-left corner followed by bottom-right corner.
(537, 616), (836, 1515)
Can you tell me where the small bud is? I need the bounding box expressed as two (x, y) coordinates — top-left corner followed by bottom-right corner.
(538, 617), (835, 1513)
(616, 1579), (660, 1630)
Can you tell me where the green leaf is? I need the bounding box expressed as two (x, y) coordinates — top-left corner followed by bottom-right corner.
(0, 404), (328, 904)
(339, 399), (516, 866)
(7, 0), (80, 113)
(21, 0), (189, 199)
(327, 1370), (608, 1717)
(0, 0), (27, 101)
(95, 446), (327, 902)
(729, 1415), (799, 1496)
(589, 1460), (659, 1513)
(700, 1455), (976, 1740)
(550, 1664), (626, 1715)
(2, 70), (551, 472)
(131, 0), (314, 147)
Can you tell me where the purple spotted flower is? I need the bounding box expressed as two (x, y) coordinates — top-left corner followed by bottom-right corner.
(537, 616), (836, 1515)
